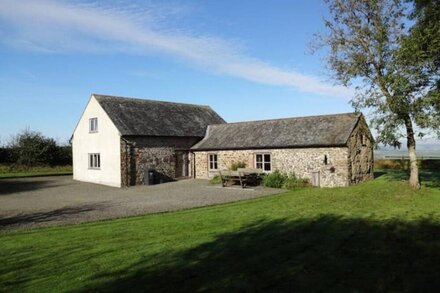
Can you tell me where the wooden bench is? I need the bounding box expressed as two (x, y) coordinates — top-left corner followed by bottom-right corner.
(237, 168), (264, 175)
(219, 168), (264, 188)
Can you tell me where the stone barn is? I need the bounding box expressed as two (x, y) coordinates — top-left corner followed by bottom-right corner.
(72, 94), (225, 187)
(191, 113), (374, 187)
(72, 94), (373, 188)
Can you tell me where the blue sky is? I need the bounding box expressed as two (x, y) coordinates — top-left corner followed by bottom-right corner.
(0, 0), (371, 143)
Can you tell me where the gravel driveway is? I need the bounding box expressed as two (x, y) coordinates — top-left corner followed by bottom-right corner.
(0, 176), (282, 230)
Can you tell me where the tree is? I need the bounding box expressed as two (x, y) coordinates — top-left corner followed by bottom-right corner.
(9, 129), (59, 166)
(315, 0), (440, 189)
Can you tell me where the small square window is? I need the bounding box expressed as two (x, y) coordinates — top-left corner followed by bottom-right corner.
(256, 154), (271, 172)
(89, 118), (98, 133)
(89, 153), (101, 169)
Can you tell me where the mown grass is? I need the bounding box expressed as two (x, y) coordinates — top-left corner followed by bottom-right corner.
(0, 164), (72, 179)
(1, 170), (440, 292)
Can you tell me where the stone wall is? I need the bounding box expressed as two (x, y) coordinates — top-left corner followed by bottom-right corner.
(193, 147), (349, 188)
(121, 136), (200, 187)
(347, 116), (374, 184)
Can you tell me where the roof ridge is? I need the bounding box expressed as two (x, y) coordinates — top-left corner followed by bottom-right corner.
(92, 93), (211, 109)
(209, 112), (361, 127)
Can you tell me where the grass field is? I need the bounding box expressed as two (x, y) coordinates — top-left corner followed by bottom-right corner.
(1, 170), (440, 292)
(0, 164), (72, 179)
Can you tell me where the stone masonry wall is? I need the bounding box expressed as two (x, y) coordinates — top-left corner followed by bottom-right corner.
(347, 117), (374, 185)
(121, 136), (200, 187)
(194, 147), (349, 188)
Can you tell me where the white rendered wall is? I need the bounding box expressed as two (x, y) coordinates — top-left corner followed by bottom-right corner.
(72, 96), (121, 187)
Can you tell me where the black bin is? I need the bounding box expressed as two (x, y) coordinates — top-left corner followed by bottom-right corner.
(144, 169), (156, 185)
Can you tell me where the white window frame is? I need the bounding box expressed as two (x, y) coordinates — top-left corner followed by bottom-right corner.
(208, 154), (218, 170)
(255, 153), (272, 172)
(88, 153), (101, 169)
(89, 118), (98, 133)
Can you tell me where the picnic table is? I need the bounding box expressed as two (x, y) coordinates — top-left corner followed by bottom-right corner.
(219, 168), (264, 188)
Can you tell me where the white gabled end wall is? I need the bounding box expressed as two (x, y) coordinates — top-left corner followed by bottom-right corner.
(72, 95), (122, 187)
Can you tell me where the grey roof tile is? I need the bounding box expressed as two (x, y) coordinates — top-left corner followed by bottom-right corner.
(191, 112), (362, 150)
(94, 94), (225, 137)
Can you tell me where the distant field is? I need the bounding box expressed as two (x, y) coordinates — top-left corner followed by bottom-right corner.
(375, 159), (440, 171)
(375, 150), (440, 159)
(0, 164), (72, 179)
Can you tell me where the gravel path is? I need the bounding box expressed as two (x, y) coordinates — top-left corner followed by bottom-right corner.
(0, 176), (282, 230)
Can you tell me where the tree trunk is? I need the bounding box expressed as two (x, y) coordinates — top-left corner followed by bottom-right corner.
(404, 116), (421, 189)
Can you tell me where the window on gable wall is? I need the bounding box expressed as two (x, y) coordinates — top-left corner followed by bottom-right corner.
(89, 153), (101, 169)
(209, 154), (218, 170)
(89, 118), (98, 133)
(256, 154), (271, 172)
(362, 134), (367, 146)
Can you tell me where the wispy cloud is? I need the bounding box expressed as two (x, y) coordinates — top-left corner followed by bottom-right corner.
(0, 0), (353, 98)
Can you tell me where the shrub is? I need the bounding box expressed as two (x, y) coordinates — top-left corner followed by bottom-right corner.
(11, 130), (59, 166)
(56, 145), (73, 165)
(230, 161), (246, 171)
(6, 129), (72, 167)
(210, 175), (222, 185)
(263, 171), (310, 189)
(282, 175), (310, 189)
(375, 159), (409, 170)
(0, 147), (17, 164)
(262, 170), (288, 188)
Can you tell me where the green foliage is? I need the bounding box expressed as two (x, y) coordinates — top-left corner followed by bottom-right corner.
(0, 147), (16, 163)
(262, 171), (309, 189)
(56, 145), (73, 166)
(315, 0), (440, 187)
(282, 175), (311, 189)
(6, 129), (72, 167)
(262, 170), (287, 188)
(400, 0), (440, 136)
(229, 161), (246, 171)
(375, 159), (411, 170)
(210, 175), (222, 185)
(9, 129), (58, 166)
(1, 170), (440, 292)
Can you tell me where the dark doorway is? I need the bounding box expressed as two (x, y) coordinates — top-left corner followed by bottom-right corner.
(175, 151), (189, 178)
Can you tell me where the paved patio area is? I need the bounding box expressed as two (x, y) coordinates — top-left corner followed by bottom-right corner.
(0, 176), (282, 230)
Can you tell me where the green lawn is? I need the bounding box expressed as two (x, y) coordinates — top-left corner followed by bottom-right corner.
(0, 164), (72, 179)
(1, 170), (440, 292)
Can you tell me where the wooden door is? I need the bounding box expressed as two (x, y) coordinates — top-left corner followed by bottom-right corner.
(311, 171), (320, 187)
(175, 151), (189, 178)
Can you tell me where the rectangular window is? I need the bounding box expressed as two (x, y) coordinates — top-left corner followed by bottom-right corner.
(89, 153), (101, 169)
(89, 118), (98, 133)
(361, 134), (367, 146)
(209, 154), (218, 170)
(256, 153), (271, 172)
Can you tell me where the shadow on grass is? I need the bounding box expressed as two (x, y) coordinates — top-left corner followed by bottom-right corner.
(80, 215), (440, 292)
(0, 203), (107, 230)
(374, 170), (387, 178)
(376, 169), (440, 188)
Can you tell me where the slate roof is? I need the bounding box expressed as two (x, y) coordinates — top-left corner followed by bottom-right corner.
(94, 94), (225, 137)
(191, 112), (363, 150)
